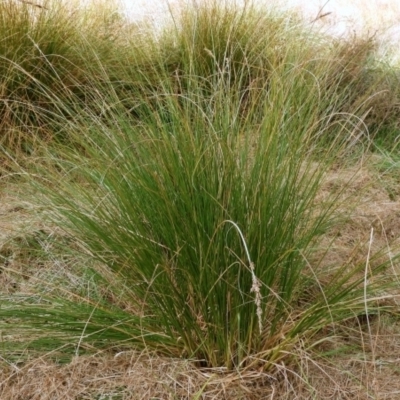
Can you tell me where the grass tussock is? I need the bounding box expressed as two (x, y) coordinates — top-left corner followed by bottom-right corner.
(0, 0), (132, 156)
(1, 0), (400, 397)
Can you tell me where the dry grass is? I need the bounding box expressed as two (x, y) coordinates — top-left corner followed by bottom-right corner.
(316, 162), (400, 268)
(1, 321), (400, 399)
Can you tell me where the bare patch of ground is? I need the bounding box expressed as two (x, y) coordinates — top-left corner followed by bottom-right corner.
(316, 160), (400, 269)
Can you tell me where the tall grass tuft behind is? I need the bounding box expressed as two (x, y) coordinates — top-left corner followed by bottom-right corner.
(0, 0), (399, 373)
(0, 0), (131, 156)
